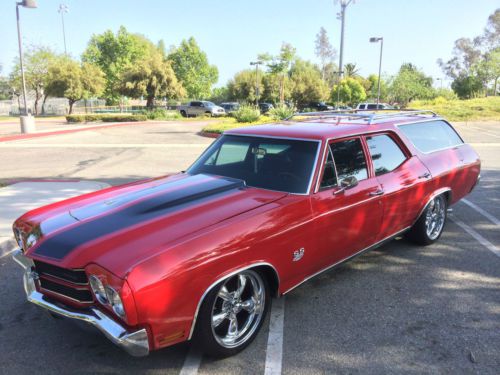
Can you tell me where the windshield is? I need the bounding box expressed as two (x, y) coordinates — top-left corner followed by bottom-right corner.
(203, 101), (216, 107)
(188, 135), (319, 194)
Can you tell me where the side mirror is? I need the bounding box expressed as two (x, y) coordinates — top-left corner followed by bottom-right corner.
(334, 176), (359, 195)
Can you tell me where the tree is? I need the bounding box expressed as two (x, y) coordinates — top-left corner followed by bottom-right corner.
(315, 27), (337, 80)
(438, 9), (500, 97)
(119, 51), (185, 108)
(208, 86), (230, 103)
(344, 63), (360, 78)
(227, 69), (261, 103)
(482, 8), (500, 49)
(331, 77), (367, 106)
(45, 57), (105, 114)
(9, 46), (58, 115)
(451, 74), (484, 99)
(0, 64), (11, 100)
(365, 73), (388, 101)
(82, 26), (153, 104)
(289, 59), (329, 108)
(259, 43), (296, 104)
(388, 63), (435, 106)
(168, 37), (218, 99)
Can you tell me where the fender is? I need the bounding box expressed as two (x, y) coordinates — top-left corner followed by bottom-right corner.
(187, 261), (280, 340)
(413, 187), (452, 225)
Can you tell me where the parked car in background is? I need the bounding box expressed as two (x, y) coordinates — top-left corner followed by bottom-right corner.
(308, 101), (334, 111)
(357, 103), (394, 110)
(178, 101), (226, 117)
(258, 102), (274, 114)
(220, 102), (240, 115)
(334, 105), (353, 111)
(12, 110), (480, 358)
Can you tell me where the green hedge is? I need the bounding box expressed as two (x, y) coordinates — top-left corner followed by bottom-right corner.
(66, 114), (147, 123)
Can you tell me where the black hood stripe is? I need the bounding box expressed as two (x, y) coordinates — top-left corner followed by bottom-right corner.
(34, 174), (244, 260)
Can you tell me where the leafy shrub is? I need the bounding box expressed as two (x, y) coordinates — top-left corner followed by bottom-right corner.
(233, 105), (261, 123)
(268, 105), (296, 120)
(66, 114), (147, 123)
(141, 108), (182, 120)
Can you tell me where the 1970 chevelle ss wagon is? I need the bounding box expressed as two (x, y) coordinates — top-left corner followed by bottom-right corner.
(12, 110), (480, 357)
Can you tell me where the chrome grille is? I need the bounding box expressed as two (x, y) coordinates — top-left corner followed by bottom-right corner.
(34, 260), (92, 304)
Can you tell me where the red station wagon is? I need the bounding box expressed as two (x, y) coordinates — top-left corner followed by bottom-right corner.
(12, 110), (481, 357)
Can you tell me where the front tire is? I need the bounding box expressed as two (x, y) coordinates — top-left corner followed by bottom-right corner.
(195, 270), (269, 357)
(406, 194), (447, 245)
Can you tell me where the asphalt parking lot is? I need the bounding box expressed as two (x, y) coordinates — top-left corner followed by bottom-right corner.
(0, 120), (499, 374)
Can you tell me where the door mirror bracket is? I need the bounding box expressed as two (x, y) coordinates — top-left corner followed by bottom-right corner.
(333, 176), (359, 195)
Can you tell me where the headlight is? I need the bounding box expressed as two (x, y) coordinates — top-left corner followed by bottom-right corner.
(14, 229), (23, 248)
(105, 286), (126, 318)
(89, 275), (108, 304)
(25, 233), (38, 249)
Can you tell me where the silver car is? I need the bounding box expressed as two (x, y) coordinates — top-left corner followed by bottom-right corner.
(179, 101), (226, 117)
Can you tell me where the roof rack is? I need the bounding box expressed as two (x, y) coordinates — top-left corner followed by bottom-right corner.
(287, 109), (439, 125)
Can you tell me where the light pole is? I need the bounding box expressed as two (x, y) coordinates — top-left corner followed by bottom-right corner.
(16, 0), (37, 133)
(250, 61), (262, 106)
(58, 4), (68, 55)
(334, 70), (344, 109)
(336, 0), (353, 80)
(369, 37), (383, 107)
(436, 77), (443, 90)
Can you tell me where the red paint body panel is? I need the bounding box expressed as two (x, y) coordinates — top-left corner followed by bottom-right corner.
(14, 116), (481, 351)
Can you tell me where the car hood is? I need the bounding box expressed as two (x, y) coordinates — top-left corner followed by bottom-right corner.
(20, 173), (287, 277)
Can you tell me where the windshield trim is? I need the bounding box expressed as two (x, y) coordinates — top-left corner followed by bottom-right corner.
(187, 134), (322, 195)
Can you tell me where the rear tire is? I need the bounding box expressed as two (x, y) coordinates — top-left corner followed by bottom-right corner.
(194, 270), (269, 358)
(180, 110), (187, 117)
(406, 194), (447, 246)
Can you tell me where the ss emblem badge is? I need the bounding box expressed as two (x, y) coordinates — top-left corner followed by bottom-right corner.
(293, 248), (305, 262)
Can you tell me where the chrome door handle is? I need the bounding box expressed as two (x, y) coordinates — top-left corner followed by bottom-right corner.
(369, 189), (384, 196)
(418, 172), (431, 179)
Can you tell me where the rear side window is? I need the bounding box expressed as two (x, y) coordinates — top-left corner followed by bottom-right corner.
(330, 138), (368, 182)
(398, 120), (463, 153)
(366, 134), (407, 176)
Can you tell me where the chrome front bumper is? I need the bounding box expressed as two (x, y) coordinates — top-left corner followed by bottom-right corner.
(12, 249), (150, 357)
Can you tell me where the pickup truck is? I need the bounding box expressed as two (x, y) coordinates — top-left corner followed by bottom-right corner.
(178, 101), (226, 117)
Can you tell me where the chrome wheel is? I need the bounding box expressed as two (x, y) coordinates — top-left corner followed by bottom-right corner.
(210, 270), (265, 349)
(425, 195), (446, 240)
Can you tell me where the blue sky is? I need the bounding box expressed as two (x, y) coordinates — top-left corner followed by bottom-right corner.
(0, 0), (497, 87)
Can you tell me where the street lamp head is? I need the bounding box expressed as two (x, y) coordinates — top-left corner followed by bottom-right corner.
(369, 37), (382, 43)
(58, 4), (69, 13)
(19, 0), (37, 8)
(250, 61), (262, 66)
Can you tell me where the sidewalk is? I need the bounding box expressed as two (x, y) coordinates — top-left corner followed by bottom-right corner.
(0, 120), (151, 142)
(0, 180), (110, 257)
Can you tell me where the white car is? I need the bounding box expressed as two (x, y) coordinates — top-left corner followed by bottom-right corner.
(356, 103), (394, 110)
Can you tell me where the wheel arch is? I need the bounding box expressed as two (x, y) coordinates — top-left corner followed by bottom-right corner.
(414, 187), (452, 225)
(187, 262), (280, 340)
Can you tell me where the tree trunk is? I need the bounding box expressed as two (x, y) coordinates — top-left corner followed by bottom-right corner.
(34, 94), (40, 116)
(68, 99), (75, 114)
(41, 94), (49, 115)
(16, 95), (21, 114)
(147, 96), (155, 109)
(494, 76), (499, 96)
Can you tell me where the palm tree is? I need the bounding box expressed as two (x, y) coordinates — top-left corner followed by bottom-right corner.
(344, 63), (360, 78)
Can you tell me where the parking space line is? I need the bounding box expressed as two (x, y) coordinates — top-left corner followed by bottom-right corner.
(460, 199), (500, 226)
(264, 297), (285, 375)
(451, 217), (500, 258)
(179, 345), (202, 375)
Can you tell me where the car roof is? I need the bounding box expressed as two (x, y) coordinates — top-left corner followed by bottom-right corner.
(226, 111), (441, 141)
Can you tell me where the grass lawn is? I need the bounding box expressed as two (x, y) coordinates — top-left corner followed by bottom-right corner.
(201, 116), (274, 134)
(411, 96), (500, 121)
